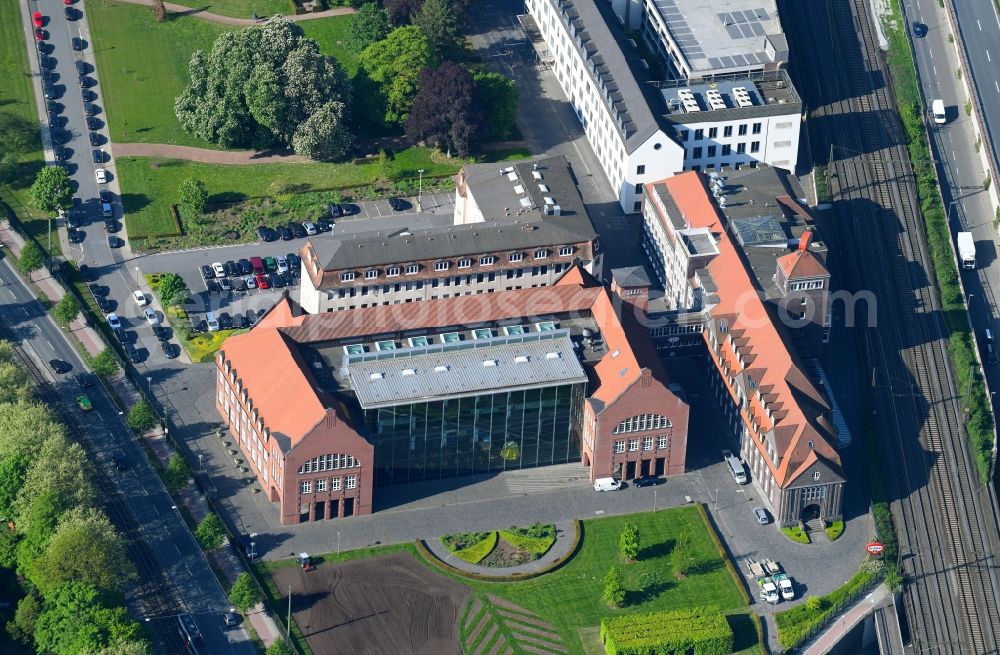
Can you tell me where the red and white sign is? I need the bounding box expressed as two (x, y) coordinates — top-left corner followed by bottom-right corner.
(866, 541), (885, 555)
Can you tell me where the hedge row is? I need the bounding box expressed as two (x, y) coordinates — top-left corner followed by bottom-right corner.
(695, 504), (752, 605)
(883, 0), (994, 480)
(865, 401), (902, 590)
(600, 606), (733, 655)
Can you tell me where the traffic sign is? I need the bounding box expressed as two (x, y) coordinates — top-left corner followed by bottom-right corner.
(866, 541), (885, 555)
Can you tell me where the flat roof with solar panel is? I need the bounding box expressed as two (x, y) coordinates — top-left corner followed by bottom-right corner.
(644, 0), (787, 76)
(659, 70), (800, 120)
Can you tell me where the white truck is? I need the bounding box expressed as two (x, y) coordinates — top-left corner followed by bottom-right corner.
(772, 573), (795, 601)
(957, 231), (976, 269)
(932, 99), (946, 125)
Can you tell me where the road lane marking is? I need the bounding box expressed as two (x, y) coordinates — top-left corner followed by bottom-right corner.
(988, 50), (993, 62)
(996, 80), (999, 93)
(45, 339), (53, 350)
(979, 19), (983, 30)
(6, 289), (14, 298)
(174, 544), (182, 556)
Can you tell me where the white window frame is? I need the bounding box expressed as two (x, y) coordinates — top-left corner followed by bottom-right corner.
(614, 440), (626, 453)
(405, 264), (419, 275)
(365, 269), (378, 280)
(458, 259), (472, 269)
(480, 256), (495, 266)
(643, 437), (653, 451)
(434, 261), (450, 271)
(534, 249), (549, 259)
(346, 475), (357, 490)
(628, 439), (639, 452)
(559, 246), (573, 256)
(316, 479), (327, 492)
(386, 266), (400, 277)
(509, 252), (524, 262)
(340, 272), (355, 282)
(331, 477), (341, 491)
(300, 480), (312, 494)
(657, 436), (667, 449)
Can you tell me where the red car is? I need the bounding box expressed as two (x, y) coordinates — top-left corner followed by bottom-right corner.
(63, 0), (74, 4)
(34, 28), (46, 41)
(254, 273), (270, 289)
(33, 12), (43, 26)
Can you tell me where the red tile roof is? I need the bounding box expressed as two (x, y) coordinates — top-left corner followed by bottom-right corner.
(653, 172), (840, 487)
(777, 249), (828, 280)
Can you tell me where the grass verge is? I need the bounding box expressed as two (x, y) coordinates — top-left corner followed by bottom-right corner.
(781, 525), (810, 544)
(882, 0), (994, 480)
(453, 532), (498, 564)
(825, 520), (845, 541)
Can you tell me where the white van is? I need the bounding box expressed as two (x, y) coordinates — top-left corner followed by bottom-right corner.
(932, 99), (946, 125)
(726, 455), (748, 484)
(594, 477), (622, 492)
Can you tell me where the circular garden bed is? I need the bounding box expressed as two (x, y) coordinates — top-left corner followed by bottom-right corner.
(440, 524), (557, 567)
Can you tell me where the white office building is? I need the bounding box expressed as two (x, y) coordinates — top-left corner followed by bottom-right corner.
(523, 0), (801, 214)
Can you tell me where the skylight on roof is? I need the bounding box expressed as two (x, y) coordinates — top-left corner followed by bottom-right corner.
(507, 172), (518, 182)
(515, 355), (531, 363)
(532, 170), (542, 180)
(343, 344), (364, 355)
(434, 365), (450, 373)
(408, 336), (429, 347)
(473, 328), (493, 340)
(514, 185), (525, 194)
(369, 372), (384, 380)
(376, 340), (397, 351)
(503, 325), (525, 335)
(402, 368), (416, 376)
(519, 197), (532, 208)
(545, 352), (562, 360)
(483, 359), (498, 367)
(440, 332), (461, 343)
(536, 321), (556, 331)
(538, 184), (549, 193)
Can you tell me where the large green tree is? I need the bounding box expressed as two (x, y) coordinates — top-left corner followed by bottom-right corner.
(619, 523), (639, 562)
(126, 400), (158, 433)
(29, 167), (73, 213)
(18, 241), (44, 276)
(53, 294), (80, 327)
(291, 101), (352, 161)
(90, 349), (120, 379)
(33, 582), (143, 655)
(349, 3), (392, 50)
(414, 0), (463, 61)
(0, 363), (33, 404)
(358, 26), (436, 126)
(194, 512), (226, 551)
(472, 70), (519, 141)
(175, 18), (351, 160)
(7, 592), (40, 645)
(228, 572), (262, 613)
(13, 437), (95, 538)
(28, 507), (135, 596)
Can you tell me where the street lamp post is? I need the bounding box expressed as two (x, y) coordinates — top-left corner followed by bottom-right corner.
(135, 266), (141, 289)
(417, 169), (425, 211)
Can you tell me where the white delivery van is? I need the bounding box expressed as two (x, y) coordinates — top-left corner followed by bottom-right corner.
(594, 477), (622, 492)
(726, 455), (748, 484)
(932, 99), (946, 125)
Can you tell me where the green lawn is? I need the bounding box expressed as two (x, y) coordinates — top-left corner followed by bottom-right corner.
(87, 1), (356, 147)
(88, 0), (229, 148)
(117, 149), (462, 239)
(0, 0), (51, 255)
(300, 15), (358, 76)
(165, 0), (295, 19)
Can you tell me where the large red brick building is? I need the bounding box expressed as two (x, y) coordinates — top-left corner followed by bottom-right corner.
(216, 268), (689, 524)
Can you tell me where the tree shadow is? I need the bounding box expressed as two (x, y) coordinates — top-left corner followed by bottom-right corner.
(209, 191), (247, 204)
(638, 539), (673, 561)
(120, 193), (151, 213)
(727, 613), (763, 652)
(625, 572), (675, 605)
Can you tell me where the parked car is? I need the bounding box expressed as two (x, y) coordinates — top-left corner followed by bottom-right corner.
(106, 313), (121, 329)
(232, 313), (247, 330)
(279, 271), (294, 287)
(205, 312), (220, 332)
(65, 6), (78, 19)
(225, 260), (240, 277)
(92, 149), (105, 164)
(75, 60), (87, 74)
(245, 309), (258, 326)
(327, 203), (343, 218)
(143, 308), (159, 327)
(223, 608), (238, 628)
(632, 475), (664, 488)
(316, 219), (332, 232)
(255, 273), (270, 289)
(286, 253), (301, 271)
(34, 28), (47, 41)
(303, 222), (318, 236)
(211, 262), (226, 278)
(88, 132), (100, 146)
(243, 275), (257, 290)
(125, 345), (142, 364)
(288, 223), (306, 239)
(278, 225), (293, 241)
(238, 258), (253, 275)
(200, 265), (214, 281)
(132, 290), (148, 306)
(753, 507), (772, 525)
(268, 272), (284, 288)
(276, 257), (289, 273)
(231, 277), (246, 292)
(206, 280), (220, 294)
(255, 225), (277, 242)
(46, 100), (61, 114)
(79, 264), (95, 282)
(154, 326), (170, 342)
(102, 203), (113, 219)
(111, 451), (128, 471)
(84, 102), (97, 116)
(160, 342), (178, 359)
(387, 196), (407, 211)
(75, 373), (94, 387)
(95, 168), (108, 184)
(219, 278), (232, 293)
(263, 256), (277, 272)
(219, 313), (233, 330)
(193, 319), (208, 333)
(86, 116), (101, 130)
(67, 228), (84, 244)
(33, 11), (44, 27)
(72, 36), (83, 51)
(593, 477), (622, 492)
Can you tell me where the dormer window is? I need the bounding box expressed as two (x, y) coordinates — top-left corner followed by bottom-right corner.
(812, 471), (821, 481)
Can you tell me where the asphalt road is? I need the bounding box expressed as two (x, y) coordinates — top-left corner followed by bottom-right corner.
(903, 0), (1000, 418)
(0, 253), (255, 653)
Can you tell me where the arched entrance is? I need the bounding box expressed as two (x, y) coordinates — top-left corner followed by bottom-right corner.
(801, 503), (821, 523)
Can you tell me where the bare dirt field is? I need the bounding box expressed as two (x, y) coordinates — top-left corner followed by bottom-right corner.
(271, 552), (471, 655)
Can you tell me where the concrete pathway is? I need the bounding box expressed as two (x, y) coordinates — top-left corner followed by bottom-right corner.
(113, 143), (307, 165)
(421, 521), (578, 576)
(110, 0), (354, 26)
(802, 583), (891, 655)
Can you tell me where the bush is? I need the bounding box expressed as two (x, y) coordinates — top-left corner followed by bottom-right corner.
(600, 606), (733, 655)
(195, 513), (226, 551)
(126, 400), (159, 433)
(163, 453), (191, 492)
(602, 566), (626, 608)
(499, 523), (556, 557)
(90, 349), (120, 379)
(52, 294), (80, 327)
(453, 531), (497, 564)
(775, 566), (880, 649)
(17, 241), (44, 276)
(619, 523), (639, 562)
(440, 531), (491, 552)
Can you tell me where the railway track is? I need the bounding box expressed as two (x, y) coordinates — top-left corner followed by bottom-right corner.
(0, 318), (189, 654)
(780, 0), (1000, 652)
